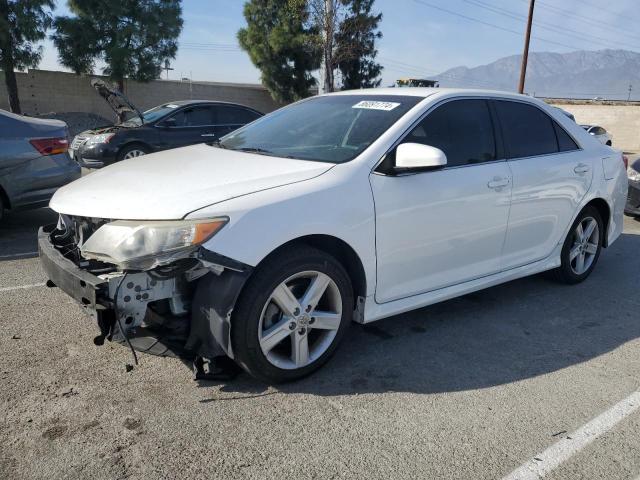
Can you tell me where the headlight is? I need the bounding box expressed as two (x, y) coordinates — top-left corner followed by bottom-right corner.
(628, 166), (640, 182)
(80, 218), (228, 270)
(84, 133), (115, 146)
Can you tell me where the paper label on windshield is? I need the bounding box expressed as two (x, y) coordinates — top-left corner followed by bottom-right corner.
(352, 100), (400, 111)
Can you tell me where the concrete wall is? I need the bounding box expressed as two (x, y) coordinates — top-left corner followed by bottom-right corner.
(0, 69), (281, 121)
(546, 100), (640, 153)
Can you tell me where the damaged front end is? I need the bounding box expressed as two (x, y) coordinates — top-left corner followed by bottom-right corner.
(38, 215), (252, 365)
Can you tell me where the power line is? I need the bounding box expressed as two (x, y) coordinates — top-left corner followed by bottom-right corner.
(522, 0), (640, 42)
(463, 0), (640, 52)
(411, 0), (589, 52)
(412, 0), (638, 65)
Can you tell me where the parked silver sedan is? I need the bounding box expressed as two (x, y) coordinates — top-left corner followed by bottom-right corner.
(0, 109), (80, 220)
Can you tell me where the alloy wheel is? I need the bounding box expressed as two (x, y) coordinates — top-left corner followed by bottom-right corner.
(123, 149), (146, 159)
(258, 271), (342, 370)
(569, 216), (599, 275)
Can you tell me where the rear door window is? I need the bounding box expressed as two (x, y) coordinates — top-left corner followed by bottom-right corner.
(494, 100), (558, 158)
(215, 106), (261, 125)
(403, 99), (497, 168)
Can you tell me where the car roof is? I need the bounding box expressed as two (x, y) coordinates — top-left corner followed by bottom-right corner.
(159, 99), (260, 111)
(326, 87), (538, 101)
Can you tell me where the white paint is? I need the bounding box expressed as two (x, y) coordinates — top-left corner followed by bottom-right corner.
(502, 391), (640, 480)
(501, 148), (593, 270)
(49, 144), (334, 220)
(371, 160), (512, 302)
(46, 88), (628, 325)
(0, 252), (39, 259)
(0, 282), (46, 293)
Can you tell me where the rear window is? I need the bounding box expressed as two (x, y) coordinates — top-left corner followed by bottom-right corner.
(495, 101), (558, 158)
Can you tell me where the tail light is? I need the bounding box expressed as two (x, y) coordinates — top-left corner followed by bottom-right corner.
(29, 137), (69, 156)
(622, 154), (629, 170)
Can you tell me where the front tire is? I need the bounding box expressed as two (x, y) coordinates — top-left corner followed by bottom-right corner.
(552, 206), (603, 284)
(232, 245), (353, 383)
(117, 144), (149, 161)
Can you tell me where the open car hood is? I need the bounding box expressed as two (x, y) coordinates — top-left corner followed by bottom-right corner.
(91, 78), (144, 123)
(49, 144), (334, 220)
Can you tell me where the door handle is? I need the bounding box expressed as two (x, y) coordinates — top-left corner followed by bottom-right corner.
(201, 133), (217, 137)
(574, 163), (590, 174)
(487, 177), (510, 189)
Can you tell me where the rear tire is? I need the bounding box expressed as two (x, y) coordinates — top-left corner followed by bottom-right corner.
(231, 245), (353, 383)
(551, 206), (603, 284)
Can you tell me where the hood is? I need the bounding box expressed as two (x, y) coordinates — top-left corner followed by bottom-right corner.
(77, 124), (126, 136)
(50, 144), (334, 220)
(91, 78), (143, 123)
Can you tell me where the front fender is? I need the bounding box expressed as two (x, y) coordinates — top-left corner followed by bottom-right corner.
(186, 166), (377, 297)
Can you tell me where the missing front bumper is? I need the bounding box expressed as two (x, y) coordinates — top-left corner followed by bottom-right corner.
(38, 225), (253, 361)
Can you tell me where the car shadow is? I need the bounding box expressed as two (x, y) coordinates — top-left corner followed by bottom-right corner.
(0, 208), (57, 260)
(204, 232), (640, 396)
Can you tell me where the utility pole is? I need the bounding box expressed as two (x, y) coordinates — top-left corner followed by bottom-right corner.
(628, 84), (633, 102)
(163, 59), (174, 80)
(518, 0), (535, 94)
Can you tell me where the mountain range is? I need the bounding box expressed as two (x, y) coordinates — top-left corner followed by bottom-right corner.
(433, 49), (640, 100)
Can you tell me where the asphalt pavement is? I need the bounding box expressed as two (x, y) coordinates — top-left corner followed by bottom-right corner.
(1, 208), (639, 480)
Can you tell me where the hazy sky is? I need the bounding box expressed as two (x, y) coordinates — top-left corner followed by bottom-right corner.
(38, 0), (640, 86)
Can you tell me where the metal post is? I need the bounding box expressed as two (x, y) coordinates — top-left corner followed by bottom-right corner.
(518, 0), (535, 94)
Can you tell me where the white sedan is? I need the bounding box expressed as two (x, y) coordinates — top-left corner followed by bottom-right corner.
(582, 124), (613, 146)
(39, 88), (628, 383)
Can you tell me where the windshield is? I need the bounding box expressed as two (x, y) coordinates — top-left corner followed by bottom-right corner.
(219, 95), (422, 163)
(120, 103), (181, 126)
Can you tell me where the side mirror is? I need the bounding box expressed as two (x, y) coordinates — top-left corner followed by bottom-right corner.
(395, 143), (447, 171)
(161, 117), (177, 128)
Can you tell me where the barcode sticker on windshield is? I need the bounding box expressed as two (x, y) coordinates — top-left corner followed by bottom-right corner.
(352, 101), (401, 111)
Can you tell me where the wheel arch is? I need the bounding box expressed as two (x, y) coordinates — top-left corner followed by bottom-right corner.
(254, 234), (367, 303)
(190, 234), (368, 362)
(584, 197), (611, 247)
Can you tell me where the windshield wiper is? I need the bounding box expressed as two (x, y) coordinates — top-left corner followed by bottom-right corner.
(236, 147), (273, 155)
(208, 140), (227, 148)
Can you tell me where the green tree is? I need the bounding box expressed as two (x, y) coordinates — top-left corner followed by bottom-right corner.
(52, 0), (183, 98)
(335, 0), (382, 89)
(0, 0), (53, 114)
(238, 0), (318, 103)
